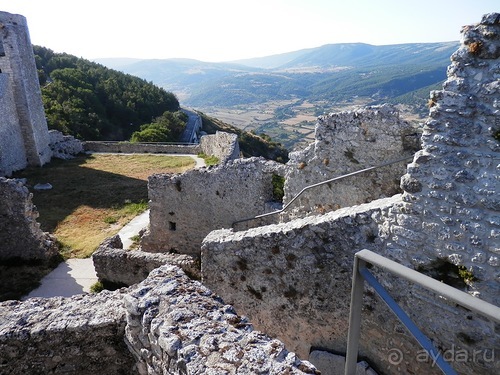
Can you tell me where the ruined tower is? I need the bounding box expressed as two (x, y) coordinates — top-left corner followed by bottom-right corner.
(0, 11), (51, 176)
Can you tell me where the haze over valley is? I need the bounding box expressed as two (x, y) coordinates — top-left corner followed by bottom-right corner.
(97, 41), (458, 148)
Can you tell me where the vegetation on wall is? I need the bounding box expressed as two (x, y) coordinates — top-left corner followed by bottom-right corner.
(34, 46), (179, 140)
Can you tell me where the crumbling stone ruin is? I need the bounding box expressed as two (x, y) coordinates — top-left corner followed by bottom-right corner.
(202, 13), (500, 375)
(0, 11), (52, 176)
(0, 177), (57, 261)
(141, 157), (284, 256)
(284, 104), (419, 219)
(1, 11), (499, 375)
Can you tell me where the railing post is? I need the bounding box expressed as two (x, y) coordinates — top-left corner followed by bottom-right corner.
(345, 255), (366, 375)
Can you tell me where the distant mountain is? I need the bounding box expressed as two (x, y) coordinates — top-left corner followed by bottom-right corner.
(96, 41), (458, 112)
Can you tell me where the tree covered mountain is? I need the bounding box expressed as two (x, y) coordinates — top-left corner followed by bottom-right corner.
(33, 46), (288, 161)
(97, 42), (458, 113)
(34, 46), (180, 140)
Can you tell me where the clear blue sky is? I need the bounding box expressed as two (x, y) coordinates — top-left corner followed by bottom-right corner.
(0, 0), (498, 62)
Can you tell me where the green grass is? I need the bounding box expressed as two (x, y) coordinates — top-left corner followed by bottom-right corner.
(197, 153), (220, 166)
(13, 154), (195, 258)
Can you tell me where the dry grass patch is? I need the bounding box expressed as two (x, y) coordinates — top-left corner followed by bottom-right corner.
(14, 154), (195, 258)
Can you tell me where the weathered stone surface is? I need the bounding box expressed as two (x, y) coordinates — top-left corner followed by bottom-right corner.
(0, 177), (58, 261)
(48, 130), (83, 159)
(142, 157), (284, 256)
(0, 11), (51, 176)
(92, 235), (201, 285)
(201, 196), (396, 359)
(201, 13), (500, 375)
(199, 131), (240, 163)
(283, 104), (418, 219)
(125, 264), (318, 374)
(0, 290), (135, 374)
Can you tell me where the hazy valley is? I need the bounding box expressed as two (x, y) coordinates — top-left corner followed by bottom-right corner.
(97, 41), (458, 149)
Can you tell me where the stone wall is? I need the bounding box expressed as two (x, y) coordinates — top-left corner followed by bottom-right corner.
(0, 74), (27, 176)
(283, 104), (418, 219)
(82, 141), (202, 155)
(0, 11), (51, 173)
(0, 264), (318, 374)
(0, 178), (57, 261)
(0, 290), (136, 374)
(92, 235), (201, 285)
(201, 14), (500, 375)
(141, 157), (283, 256)
(83, 131), (241, 164)
(125, 265), (318, 374)
(199, 131), (240, 163)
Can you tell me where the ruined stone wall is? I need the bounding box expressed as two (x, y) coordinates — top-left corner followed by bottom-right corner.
(142, 157), (283, 256)
(0, 11), (51, 170)
(394, 12), (500, 306)
(92, 235), (201, 286)
(0, 290), (136, 374)
(0, 178), (57, 260)
(0, 264), (318, 374)
(83, 141), (202, 155)
(283, 104), (418, 219)
(0, 74), (28, 176)
(199, 131), (240, 163)
(201, 14), (500, 375)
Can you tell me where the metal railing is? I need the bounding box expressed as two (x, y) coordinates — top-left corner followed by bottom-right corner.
(232, 155), (414, 227)
(345, 249), (500, 375)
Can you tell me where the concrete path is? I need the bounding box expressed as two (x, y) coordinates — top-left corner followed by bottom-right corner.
(118, 209), (150, 249)
(23, 258), (98, 299)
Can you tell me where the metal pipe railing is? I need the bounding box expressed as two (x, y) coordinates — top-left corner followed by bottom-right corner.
(345, 249), (500, 375)
(232, 155), (414, 227)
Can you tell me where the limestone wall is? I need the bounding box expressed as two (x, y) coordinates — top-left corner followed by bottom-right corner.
(92, 235), (201, 285)
(283, 104), (418, 219)
(142, 157), (283, 256)
(0, 11), (51, 170)
(0, 291), (136, 374)
(199, 131), (240, 163)
(125, 265), (318, 374)
(394, 12), (500, 306)
(83, 141), (202, 155)
(0, 178), (57, 261)
(201, 14), (500, 375)
(0, 264), (318, 374)
(0, 74), (27, 176)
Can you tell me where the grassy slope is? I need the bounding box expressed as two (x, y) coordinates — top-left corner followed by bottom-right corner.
(13, 154), (195, 258)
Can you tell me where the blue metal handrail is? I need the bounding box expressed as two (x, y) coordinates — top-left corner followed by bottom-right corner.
(345, 249), (500, 375)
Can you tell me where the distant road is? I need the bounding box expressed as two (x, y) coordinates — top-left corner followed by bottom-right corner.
(180, 108), (202, 143)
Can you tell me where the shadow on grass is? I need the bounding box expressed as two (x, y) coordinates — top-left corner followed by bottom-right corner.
(13, 155), (149, 233)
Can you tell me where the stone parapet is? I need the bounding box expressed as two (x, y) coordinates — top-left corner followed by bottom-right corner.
(92, 235), (201, 285)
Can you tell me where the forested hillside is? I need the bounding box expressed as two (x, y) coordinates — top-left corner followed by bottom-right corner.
(33, 46), (289, 161)
(34, 46), (180, 140)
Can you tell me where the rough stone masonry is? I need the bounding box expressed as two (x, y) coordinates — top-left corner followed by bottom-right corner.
(201, 13), (499, 375)
(0, 11), (52, 176)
